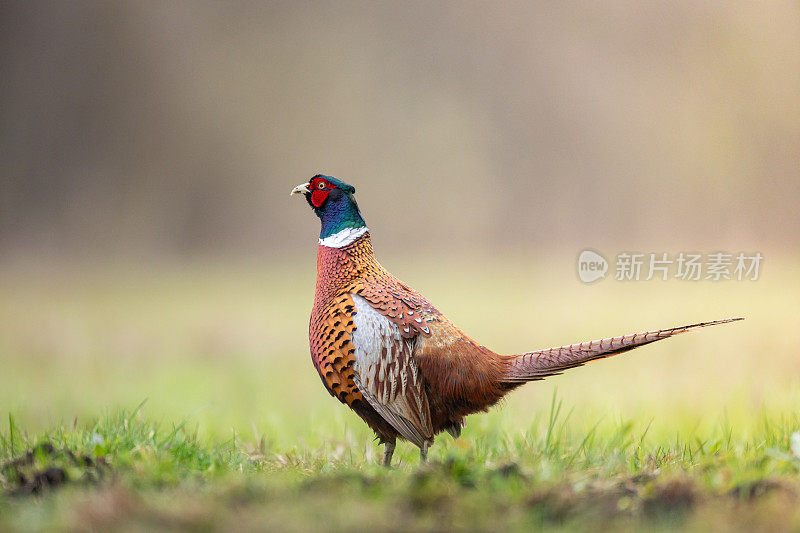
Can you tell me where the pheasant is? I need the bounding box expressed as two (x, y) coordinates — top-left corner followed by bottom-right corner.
(291, 175), (741, 466)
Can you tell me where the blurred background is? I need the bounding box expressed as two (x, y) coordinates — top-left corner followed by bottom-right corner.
(1, 2), (798, 453)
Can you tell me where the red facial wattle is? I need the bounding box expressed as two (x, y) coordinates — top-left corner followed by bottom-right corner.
(311, 188), (330, 207)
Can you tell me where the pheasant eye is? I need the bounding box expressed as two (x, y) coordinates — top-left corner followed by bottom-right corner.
(317, 182), (326, 190)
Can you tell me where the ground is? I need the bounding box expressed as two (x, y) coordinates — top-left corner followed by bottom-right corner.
(1, 254), (798, 531)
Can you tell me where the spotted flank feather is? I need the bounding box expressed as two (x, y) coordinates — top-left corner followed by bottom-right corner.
(351, 294), (433, 448)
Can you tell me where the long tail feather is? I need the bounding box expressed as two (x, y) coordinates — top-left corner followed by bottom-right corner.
(505, 317), (743, 383)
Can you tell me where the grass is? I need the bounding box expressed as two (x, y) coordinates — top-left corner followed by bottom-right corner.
(0, 253), (798, 531)
(2, 398), (799, 531)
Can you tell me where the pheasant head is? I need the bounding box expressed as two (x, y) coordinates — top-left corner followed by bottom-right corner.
(291, 175), (367, 247)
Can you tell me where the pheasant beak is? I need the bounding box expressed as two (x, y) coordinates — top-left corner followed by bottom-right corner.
(290, 182), (310, 197)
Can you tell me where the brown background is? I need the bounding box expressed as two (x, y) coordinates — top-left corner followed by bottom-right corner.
(2, 2), (798, 261)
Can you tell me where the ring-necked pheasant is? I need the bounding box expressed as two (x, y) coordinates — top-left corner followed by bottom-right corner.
(291, 175), (741, 466)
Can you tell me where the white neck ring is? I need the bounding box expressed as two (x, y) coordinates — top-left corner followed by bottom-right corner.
(319, 226), (368, 248)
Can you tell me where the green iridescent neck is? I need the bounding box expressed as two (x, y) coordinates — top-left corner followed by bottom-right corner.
(317, 191), (367, 243)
